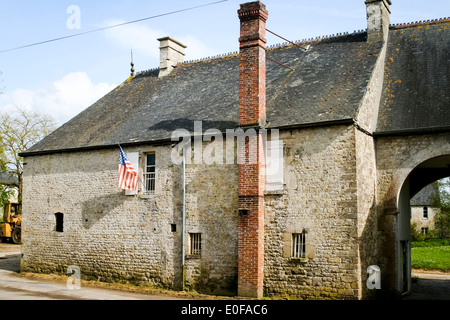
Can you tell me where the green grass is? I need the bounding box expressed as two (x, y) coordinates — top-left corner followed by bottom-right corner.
(411, 245), (450, 271)
(412, 238), (450, 248)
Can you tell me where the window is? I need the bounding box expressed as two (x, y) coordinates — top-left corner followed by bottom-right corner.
(421, 227), (429, 235)
(144, 153), (156, 194)
(266, 140), (284, 191)
(423, 206), (428, 219)
(292, 233), (306, 258)
(189, 233), (202, 256)
(55, 213), (64, 232)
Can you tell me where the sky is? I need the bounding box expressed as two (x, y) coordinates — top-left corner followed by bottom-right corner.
(0, 0), (449, 125)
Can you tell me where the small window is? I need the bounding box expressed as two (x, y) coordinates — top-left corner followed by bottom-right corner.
(292, 233), (306, 258)
(144, 153), (156, 194)
(423, 206), (428, 219)
(189, 233), (202, 256)
(421, 227), (428, 235)
(171, 224), (177, 232)
(55, 213), (64, 233)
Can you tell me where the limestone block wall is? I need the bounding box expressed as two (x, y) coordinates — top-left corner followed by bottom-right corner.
(263, 125), (365, 299)
(21, 144), (239, 294)
(411, 206), (438, 231)
(21, 123), (389, 298)
(375, 132), (450, 293)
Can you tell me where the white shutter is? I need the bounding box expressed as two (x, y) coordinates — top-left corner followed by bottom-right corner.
(265, 140), (284, 191)
(125, 151), (139, 196)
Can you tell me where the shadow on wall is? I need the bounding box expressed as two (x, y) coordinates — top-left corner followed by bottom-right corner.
(81, 193), (125, 229)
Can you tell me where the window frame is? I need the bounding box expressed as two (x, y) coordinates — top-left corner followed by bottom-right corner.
(265, 139), (284, 192)
(292, 232), (306, 258)
(423, 206), (429, 219)
(143, 153), (156, 195)
(189, 233), (202, 256)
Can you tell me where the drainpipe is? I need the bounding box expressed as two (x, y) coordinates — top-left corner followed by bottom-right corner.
(181, 139), (189, 291)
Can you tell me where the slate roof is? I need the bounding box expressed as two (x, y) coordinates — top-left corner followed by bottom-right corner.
(410, 183), (440, 206)
(23, 32), (381, 156)
(376, 19), (450, 134)
(0, 171), (19, 187)
(22, 19), (449, 156)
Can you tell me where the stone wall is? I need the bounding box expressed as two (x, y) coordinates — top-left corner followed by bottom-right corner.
(22, 123), (433, 299)
(411, 206), (438, 232)
(263, 125), (364, 299)
(21, 144), (239, 295)
(375, 132), (450, 294)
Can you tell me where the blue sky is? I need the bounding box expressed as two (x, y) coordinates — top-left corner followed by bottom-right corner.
(0, 0), (449, 124)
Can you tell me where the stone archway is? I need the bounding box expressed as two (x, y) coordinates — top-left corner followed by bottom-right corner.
(375, 131), (450, 297)
(394, 155), (450, 294)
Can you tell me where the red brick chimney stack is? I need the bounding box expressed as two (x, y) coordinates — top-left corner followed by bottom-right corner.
(237, 1), (268, 299)
(238, 1), (268, 127)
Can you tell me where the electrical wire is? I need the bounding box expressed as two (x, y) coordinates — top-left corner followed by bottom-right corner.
(0, 0), (228, 54)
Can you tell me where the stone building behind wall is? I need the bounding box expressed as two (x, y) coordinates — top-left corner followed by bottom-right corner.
(410, 183), (440, 235)
(20, 1), (450, 299)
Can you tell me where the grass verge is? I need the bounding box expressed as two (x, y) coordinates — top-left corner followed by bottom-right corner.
(411, 244), (450, 272)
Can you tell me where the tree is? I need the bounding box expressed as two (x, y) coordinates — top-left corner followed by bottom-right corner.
(0, 71), (12, 210)
(431, 178), (450, 239)
(0, 107), (57, 203)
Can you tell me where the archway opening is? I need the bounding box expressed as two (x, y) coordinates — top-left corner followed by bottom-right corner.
(397, 155), (450, 294)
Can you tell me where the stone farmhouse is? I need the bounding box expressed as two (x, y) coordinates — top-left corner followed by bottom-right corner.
(410, 183), (440, 235)
(20, 1), (450, 299)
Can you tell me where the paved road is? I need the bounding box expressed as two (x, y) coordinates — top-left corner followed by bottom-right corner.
(1, 243), (449, 300)
(406, 271), (450, 300)
(0, 243), (188, 300)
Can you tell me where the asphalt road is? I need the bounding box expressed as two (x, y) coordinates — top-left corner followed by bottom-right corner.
(0, 243), (449, 300)
(0, 243), (188, 300)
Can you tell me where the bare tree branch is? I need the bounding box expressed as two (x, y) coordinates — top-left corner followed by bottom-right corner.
(0, 106), (58, 203)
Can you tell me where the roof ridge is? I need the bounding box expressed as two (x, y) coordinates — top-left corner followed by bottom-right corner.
(135, 17), (449, 74)
(390, 17), (449, 29)
(181, 29), (370, 66)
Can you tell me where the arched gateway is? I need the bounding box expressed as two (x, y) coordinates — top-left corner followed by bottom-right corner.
(375, 134), (450, 295)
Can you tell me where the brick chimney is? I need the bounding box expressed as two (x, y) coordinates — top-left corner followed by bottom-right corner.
(237, 1), (268, 299)
(365, 0), (392, 42)
(158, 37), (187, 77)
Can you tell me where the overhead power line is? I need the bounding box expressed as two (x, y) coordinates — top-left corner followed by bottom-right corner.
(266, 28), (309, 51)
(0, 0), (228, 54)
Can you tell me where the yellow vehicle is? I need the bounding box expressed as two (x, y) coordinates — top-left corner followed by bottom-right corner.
(1, 202), (21, 244)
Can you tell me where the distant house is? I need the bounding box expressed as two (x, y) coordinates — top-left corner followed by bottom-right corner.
(0, 171), (19, 204)
(19, 1), (450, 299)
(410, 183), (440, 235)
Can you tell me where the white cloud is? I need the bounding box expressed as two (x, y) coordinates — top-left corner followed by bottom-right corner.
(0, 72), (116, 124)
(104, 19), (165, 59)
(103, 20), (217, 64)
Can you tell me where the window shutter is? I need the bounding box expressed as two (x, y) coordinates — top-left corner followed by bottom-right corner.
(125, 152), (139, 196)
(266, 140), (284, 191)
(282, 232), (292, 258)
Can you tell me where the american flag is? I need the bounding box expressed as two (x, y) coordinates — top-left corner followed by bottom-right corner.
(118, 147), (138, 191)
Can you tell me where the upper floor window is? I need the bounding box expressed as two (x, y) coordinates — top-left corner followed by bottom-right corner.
(144, 153), (156, 194)
(423, 206), (428, 219)
(266, 140), (284, 191)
